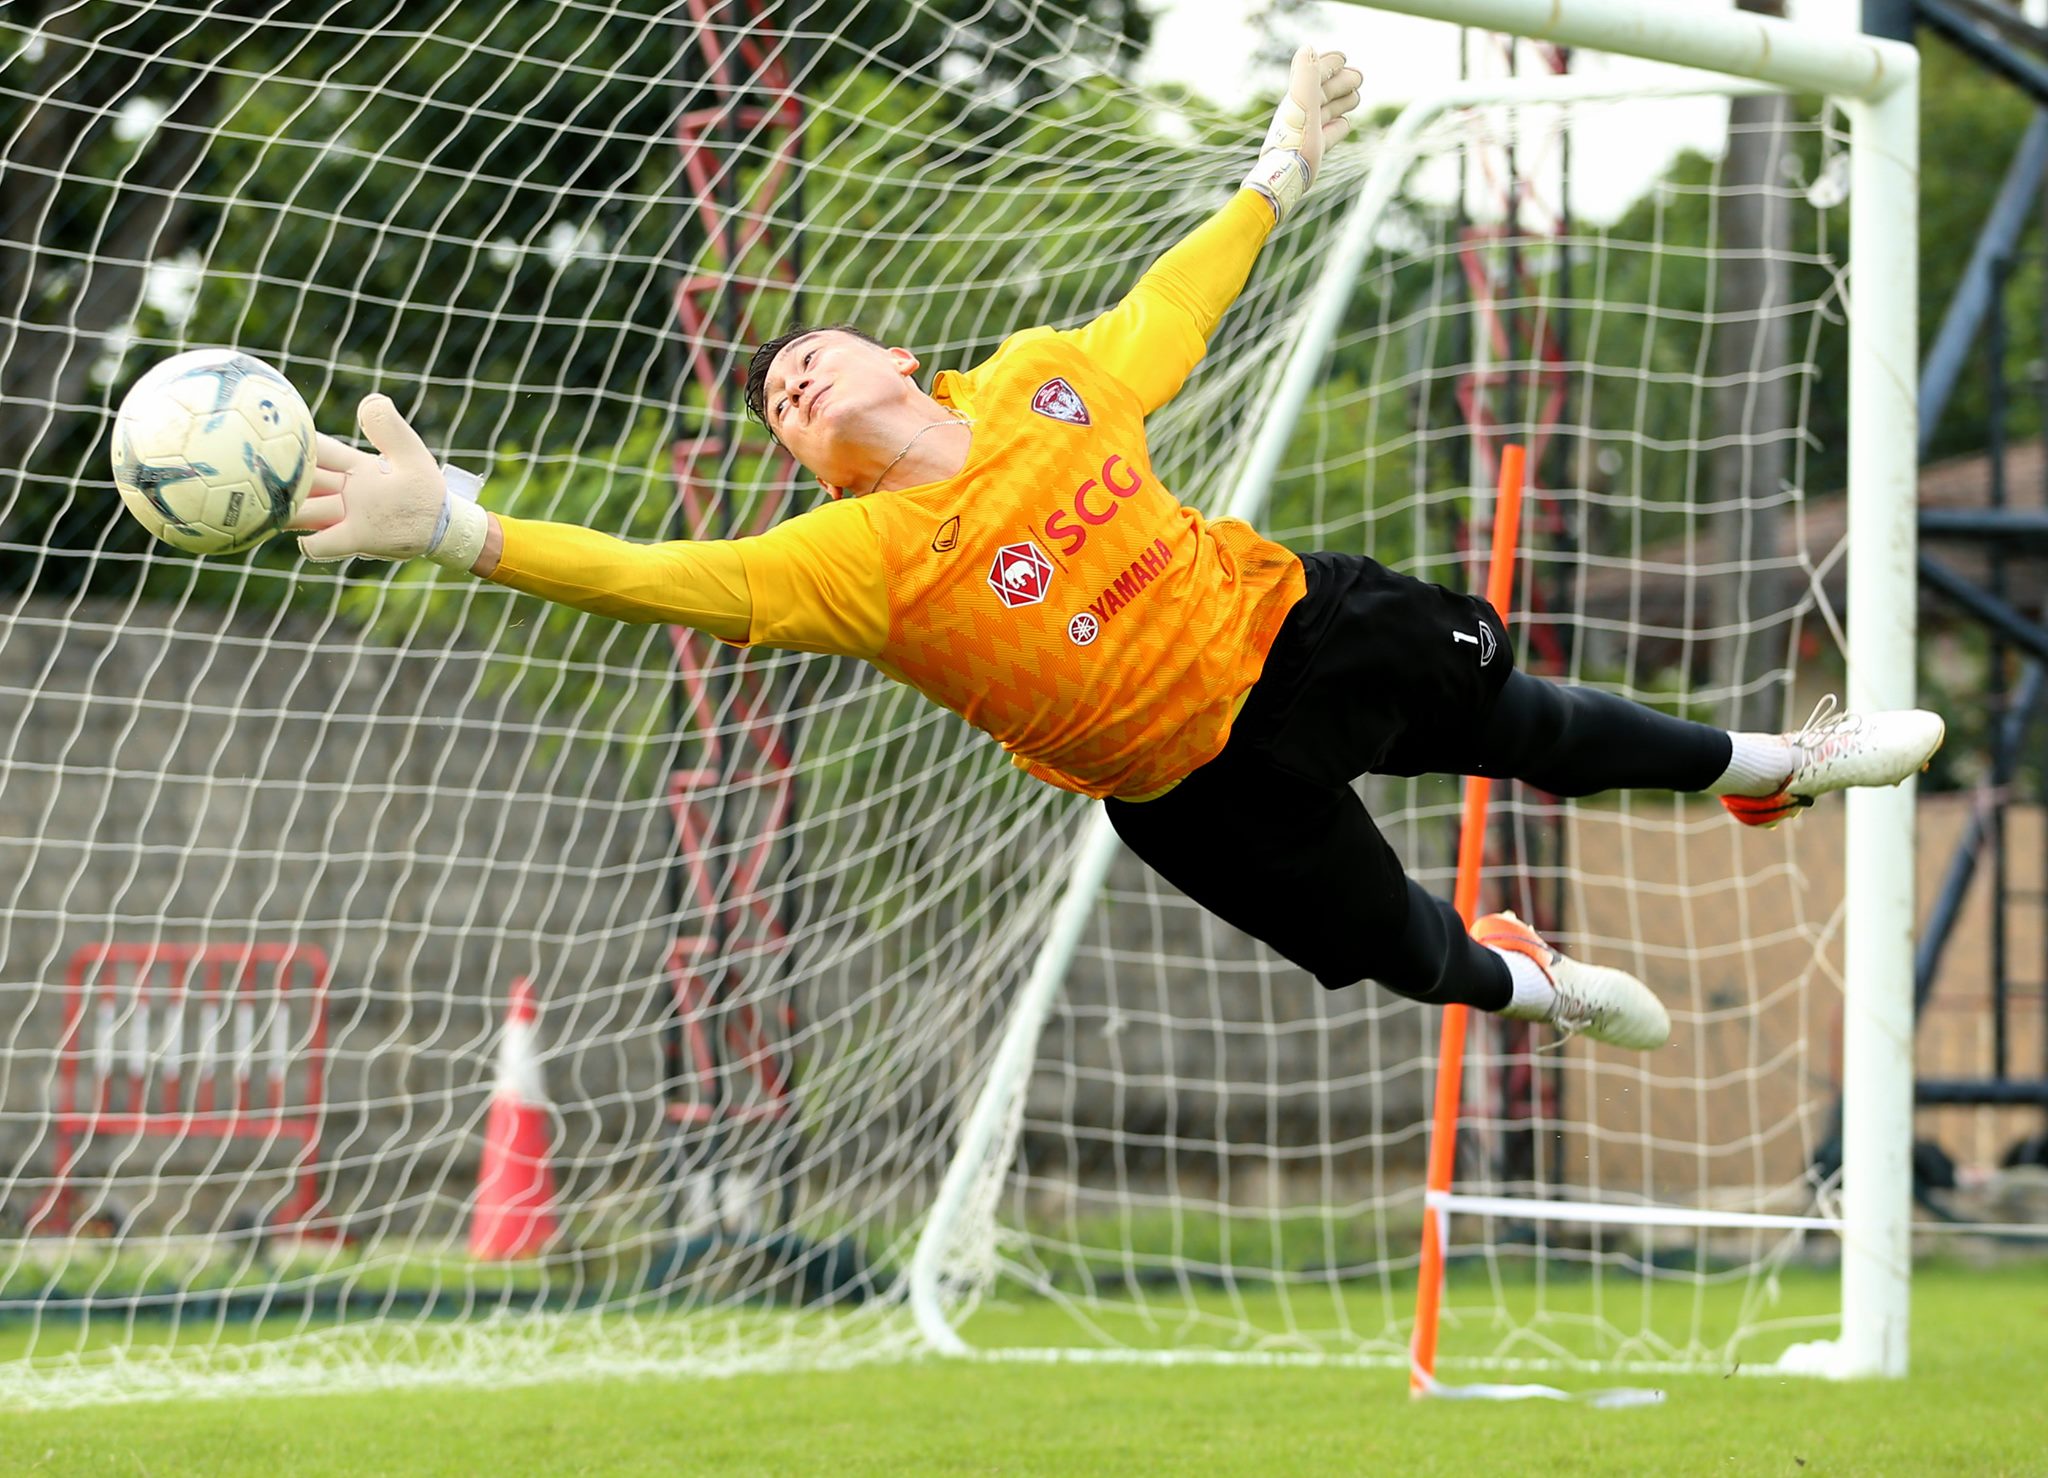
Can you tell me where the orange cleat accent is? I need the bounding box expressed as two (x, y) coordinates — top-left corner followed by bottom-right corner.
(1719, 789), (1813, 829)
(1472, 910), (1551, 975)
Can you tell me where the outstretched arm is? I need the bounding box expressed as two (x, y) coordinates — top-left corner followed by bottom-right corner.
(481, 515), (753, 640)
(487, 501), (887, 657)
(1066, 47), (1362, 413)
(1064, 192), (1278, 414)
(295, 396), (888, 656)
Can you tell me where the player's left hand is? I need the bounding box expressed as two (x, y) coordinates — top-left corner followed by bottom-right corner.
(1244, 46), (1363, 223)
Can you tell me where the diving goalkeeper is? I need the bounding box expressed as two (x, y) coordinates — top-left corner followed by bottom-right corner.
(293, 48), (1943, 1052)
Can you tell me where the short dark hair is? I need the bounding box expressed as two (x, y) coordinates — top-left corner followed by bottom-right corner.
(743, 323), (884, 436)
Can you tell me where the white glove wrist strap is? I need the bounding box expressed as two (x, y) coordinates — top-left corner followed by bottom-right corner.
(1244, 151), (1310, 222)
(426, 464), (488, 571)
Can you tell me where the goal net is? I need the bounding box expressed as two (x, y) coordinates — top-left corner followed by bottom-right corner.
(0, 0), (1915, 1405)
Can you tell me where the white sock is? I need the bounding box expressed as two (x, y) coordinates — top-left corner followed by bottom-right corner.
(1707, 732), (1798, 797)
(1493, 947), (1556, 1019)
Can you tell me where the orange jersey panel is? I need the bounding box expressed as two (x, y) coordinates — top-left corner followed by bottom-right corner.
(862, 330), (1304, 798)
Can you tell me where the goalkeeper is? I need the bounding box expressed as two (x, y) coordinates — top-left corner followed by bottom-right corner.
(294, 48), (1943, 1052)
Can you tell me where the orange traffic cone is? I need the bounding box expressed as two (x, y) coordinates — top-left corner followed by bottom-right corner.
(469, 977), (560, 1259)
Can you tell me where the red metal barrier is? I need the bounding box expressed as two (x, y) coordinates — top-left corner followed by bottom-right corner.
(665, 2), (805, 1129)
(37, 942), (329, 1233)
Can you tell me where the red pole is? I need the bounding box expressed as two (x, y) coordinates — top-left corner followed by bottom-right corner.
(1409, 442), (1528, 1396)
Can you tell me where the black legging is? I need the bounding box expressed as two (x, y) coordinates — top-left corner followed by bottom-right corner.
(1104, 672), (1731, 1010)
(1476, 670), (1731, 796)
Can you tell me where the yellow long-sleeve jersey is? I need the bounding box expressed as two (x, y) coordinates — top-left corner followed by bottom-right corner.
(489, 189), (1306, 800)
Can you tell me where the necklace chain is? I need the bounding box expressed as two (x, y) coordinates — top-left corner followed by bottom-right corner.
(866, 415), (972, 496)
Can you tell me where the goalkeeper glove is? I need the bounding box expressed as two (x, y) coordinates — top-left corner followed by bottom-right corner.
(1244, 46), (1364, 223)
(294, 394), (489, 570)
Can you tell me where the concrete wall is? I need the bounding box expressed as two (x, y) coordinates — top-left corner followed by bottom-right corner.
(0, 596), (1374, 1237)
(0, 598), (2033, 1240)
(0, 597), (679, 1235)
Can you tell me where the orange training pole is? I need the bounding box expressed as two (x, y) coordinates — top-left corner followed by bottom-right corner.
(1408, 442), (1528, 1396)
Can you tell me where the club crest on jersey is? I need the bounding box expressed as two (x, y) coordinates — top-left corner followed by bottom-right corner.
(1031, 378), (1090, 426)
(988, 540), (1054, 608)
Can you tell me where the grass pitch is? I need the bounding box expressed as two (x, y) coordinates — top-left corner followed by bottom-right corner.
(2, 1261), (2041, 1476)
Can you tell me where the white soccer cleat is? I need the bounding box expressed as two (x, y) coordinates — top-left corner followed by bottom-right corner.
(1720, 696), (1947, 829)
(1476, 910), (1671, 1051)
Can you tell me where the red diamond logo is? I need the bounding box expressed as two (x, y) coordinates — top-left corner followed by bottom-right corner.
(1030, 378), (1090, 426)
(988, 541), (1054, 608)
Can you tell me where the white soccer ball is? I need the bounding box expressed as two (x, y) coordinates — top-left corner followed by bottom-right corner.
(110, 348), (316, 554)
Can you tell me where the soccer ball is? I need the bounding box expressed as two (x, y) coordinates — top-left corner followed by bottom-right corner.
(110, 349), (316, 554)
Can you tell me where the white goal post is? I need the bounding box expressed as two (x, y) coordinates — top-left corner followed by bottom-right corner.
(911, 0), (1920, 1381)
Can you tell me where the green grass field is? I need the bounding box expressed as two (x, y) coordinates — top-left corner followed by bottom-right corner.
(1, 1262), (2041, 1476)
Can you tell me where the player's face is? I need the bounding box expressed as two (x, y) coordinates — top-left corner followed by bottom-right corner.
(763, 331), (920, 494)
